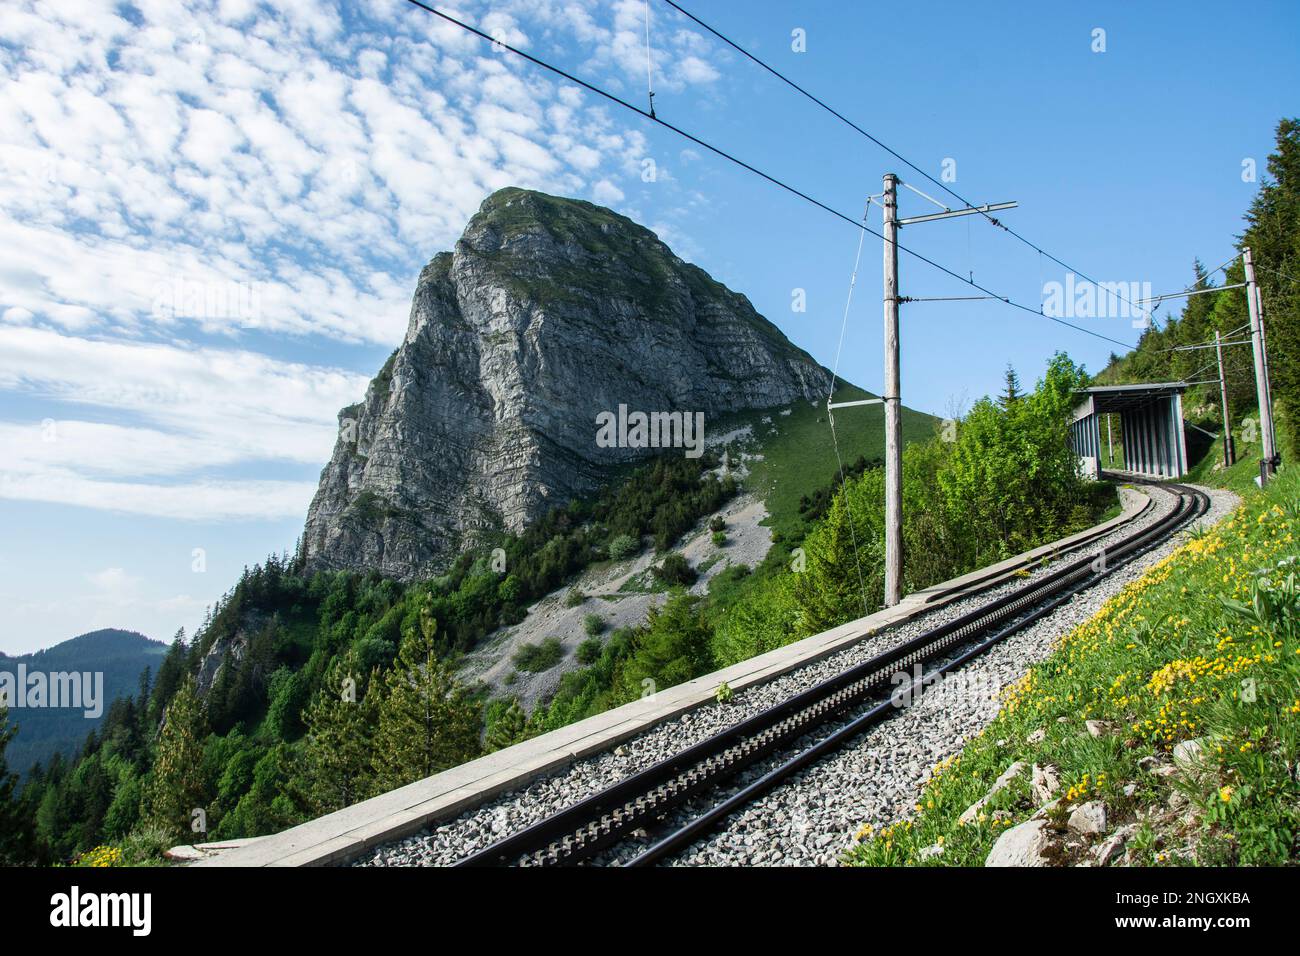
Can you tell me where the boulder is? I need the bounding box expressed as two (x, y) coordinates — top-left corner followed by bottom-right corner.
(1068, 800), (1107, 835)
(985, 820), (1053, 867)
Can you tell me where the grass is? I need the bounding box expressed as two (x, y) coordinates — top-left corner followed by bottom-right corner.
(1182, 432), (1273, 498)
(844, 464), (1299, 867)
(710, 382), (938, 544)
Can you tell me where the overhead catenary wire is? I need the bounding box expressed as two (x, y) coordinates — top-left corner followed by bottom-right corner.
(825, 201), (874, 616)
(1257, 264), (1300, 285)
(399, 0), (1139, 351)
(657, 0), (1151, 321)
(643, 0), (656, 118)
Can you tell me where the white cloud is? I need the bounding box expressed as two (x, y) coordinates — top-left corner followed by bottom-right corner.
(0, 327), (367, 519)
(0, 471), (318, 521)
(592, 178), (626, 205)
(0, 0), (720, 348)
(87, 567), (143, 598)
(0, 0), (730, 523)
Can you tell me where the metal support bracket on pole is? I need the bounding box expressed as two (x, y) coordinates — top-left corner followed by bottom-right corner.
(825, 396), (883, 428)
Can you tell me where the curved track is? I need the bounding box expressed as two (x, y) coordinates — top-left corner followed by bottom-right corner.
(455, 480), (1208, 867)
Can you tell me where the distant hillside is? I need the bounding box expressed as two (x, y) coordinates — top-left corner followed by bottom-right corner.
(0, 629), (167, 776)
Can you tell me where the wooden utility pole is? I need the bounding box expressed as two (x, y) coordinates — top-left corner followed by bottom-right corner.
(1214, 329), (1234, 467)
(882, 173), (902, 606)
(1243, 247), (1278, 483)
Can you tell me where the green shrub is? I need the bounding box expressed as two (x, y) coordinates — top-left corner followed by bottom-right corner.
(607, 534), (640, 561)
(576, 635), (603, 665)
(582, 613), (605, 636)
(564, 589), (586, 608)
(512, 636), (565, 673)
(711, 531), (727, 547)
(653, 554), (697, 587)
(709, 516), (726, 533)
(353, 635), (396, 672)
(615, 593), (712, 700)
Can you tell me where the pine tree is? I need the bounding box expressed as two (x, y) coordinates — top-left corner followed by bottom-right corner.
(999, 363), (1023, 407)
(372, 620), (481, 791)
(485, 700), (528, 752)
(0, 706), (28, 864)
(793, 471), (885, 633)
(149, 628), (188, 728)
(295, 653), (377, 814)
(1241, 118), (1300, 453)
(145, 676), (209, 841)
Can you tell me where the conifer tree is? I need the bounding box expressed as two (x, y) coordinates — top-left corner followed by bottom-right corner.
(793, 472), (885, 632)
(485, 699), (528, 752)
(145, 676), (209, 841)
(372, 619), (480, 791)
(999, 363), (1023, 407)
(296, 652), (377, 814)
(0, 706), (28, 864)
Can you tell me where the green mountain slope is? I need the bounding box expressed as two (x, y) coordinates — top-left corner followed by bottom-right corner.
(0, 629), (167, 776)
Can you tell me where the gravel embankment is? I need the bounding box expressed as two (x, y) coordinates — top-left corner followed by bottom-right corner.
(356, 484), (1235, 867)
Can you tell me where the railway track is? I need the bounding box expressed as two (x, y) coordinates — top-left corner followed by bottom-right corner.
(455, 480), (1209, 867)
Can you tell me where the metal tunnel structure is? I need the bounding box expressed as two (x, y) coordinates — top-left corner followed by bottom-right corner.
(1070, 383), (1189, 479)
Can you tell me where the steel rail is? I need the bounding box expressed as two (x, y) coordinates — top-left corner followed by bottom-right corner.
(455, 481), (1207, 867)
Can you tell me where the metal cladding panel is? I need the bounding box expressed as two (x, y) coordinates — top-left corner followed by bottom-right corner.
(1174, 393), (1188, 474)
(1109, 395), (1188, 478)
(1069, 411), (1104, 477)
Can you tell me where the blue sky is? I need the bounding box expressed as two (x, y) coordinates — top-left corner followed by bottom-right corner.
(1, 0), (1297, 654)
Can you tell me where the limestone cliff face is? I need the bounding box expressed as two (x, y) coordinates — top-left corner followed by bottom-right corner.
(301, 187), (832, 580)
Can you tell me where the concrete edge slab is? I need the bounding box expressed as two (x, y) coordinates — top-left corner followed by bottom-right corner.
(197, 485), (1151, 867)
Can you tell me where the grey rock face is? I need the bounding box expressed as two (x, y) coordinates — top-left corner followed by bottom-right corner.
(302, 188), (832, 580)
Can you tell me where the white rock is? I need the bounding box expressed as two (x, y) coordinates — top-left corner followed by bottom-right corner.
(1032, 764), (1060, 803)
(985, 820), (1053, 867)
(1085, 719), (1108, 737)
(1068, 800), (1107, 835)
(1026, 728), (1046, 744)
(918, 843), (944, 859)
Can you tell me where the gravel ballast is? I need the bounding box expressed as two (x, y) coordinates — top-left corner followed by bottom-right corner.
(355, 484), (1236, 867)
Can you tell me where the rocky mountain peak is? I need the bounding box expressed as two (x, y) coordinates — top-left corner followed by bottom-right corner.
(301, 187), (832, 580)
